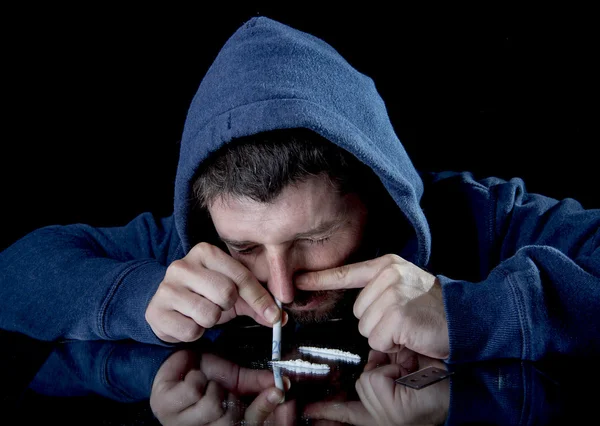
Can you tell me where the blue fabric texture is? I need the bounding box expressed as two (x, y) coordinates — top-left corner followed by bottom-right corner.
(1, 17), (598, 361)
(28, 340), (175, 402)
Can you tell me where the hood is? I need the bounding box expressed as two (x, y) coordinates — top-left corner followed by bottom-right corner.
(174, 17), (431, 266)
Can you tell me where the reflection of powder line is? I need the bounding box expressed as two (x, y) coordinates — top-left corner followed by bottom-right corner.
(269, 359), (330, 374)
(298, 346), (361, 363)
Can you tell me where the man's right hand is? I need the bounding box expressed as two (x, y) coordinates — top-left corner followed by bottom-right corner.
(146, 242), (282, 343)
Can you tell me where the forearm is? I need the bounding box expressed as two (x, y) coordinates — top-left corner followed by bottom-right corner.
(442, 245), (600, 362)
(0, 225), (168, 344)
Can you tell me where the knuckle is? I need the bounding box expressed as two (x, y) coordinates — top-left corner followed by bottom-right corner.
(382, 285), (399, 302)
(368, 335), (385, 352)
(381, 263), (404, 282)
(191, 301), (221, 328)
(334, 265), (350, 281)
(352, 301), (362, 319)
(205, 306), (222, 327)
(191, 241), (210, 254)
(251, 291), (271, 310)
(189, 241), (219, 260)
(184, 381), (204, 402)
(367, 367), (388, 389)
(364, 368), (377, 387)
(185, 390), (203, 408)
(218, 283), (238, 308)
(153, 282), (175, 302)
(144, 306), (157, 324)
(357, 373), (369, 391)
(165, 259), (190, 280)
(301, 272), (318, 288)
(177, 322), (204, 342)
(382, 253), (402, 266)
(357, 319), (369, 337)
(234, 270), (254, 288)
(390, 263), (405, 275)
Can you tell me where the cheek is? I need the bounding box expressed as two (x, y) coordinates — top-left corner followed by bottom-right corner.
(303, 248), (345, 271)
(303, 234), (362, 271)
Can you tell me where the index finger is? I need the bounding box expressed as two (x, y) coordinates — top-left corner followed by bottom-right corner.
(201, 353), (288, 394)
(295, 255), (402, 291)
(192, 243), (280, 324)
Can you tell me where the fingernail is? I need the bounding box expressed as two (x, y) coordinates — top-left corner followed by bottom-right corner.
(265, 305), (280, 324)
(283, 376), (291, 390)
(267, 389), (284, 405)
(282, 311), (289, 326)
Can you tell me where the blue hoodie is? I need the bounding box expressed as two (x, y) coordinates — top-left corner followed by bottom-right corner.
(1, 17), (598, 362)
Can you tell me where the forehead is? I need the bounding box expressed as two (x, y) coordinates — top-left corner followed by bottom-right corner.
(208, 177), (348, 242)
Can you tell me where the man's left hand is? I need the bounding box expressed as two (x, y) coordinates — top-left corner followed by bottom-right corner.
(296, 254), (449, 359)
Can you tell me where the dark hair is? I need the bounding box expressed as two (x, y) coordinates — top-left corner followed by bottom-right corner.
(189, 127), (409, 255)
(193, 128), (375, 208)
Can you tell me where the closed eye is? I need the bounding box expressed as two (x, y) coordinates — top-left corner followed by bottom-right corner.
(232, 246), (258, 255)
(303, 236), (331, 245)
(229, 236), (331, 255)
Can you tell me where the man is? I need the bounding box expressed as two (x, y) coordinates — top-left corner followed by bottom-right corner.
(1, 17), (599, 366)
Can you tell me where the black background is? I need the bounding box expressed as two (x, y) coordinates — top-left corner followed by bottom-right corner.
(2, 5), (597, 251)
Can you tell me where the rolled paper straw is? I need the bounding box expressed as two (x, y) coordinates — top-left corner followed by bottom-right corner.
(272, 298), (282, 361)
(272, 298), (284, 393)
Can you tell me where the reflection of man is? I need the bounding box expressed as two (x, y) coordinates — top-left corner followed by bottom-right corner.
(1, 17), (599, 365)
(29, 338), (573, 425)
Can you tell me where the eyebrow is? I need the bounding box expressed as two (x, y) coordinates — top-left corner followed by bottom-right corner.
(220, 218), (345, 247)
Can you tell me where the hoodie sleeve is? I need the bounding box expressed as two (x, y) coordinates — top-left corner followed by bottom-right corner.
(0, 213), (181, 344)
(427, 172), (600, 362)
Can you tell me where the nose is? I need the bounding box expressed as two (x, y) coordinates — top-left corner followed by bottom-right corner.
(266, 252), (295, 304)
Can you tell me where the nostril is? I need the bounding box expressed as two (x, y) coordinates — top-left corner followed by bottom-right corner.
(270, 286), (294, 305)
(267, 267), (296, 304)
(277, 291), (294, 305)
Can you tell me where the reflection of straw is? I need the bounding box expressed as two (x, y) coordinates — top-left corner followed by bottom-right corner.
(272, 365), (284, 393)
(272, 298), (284, 393)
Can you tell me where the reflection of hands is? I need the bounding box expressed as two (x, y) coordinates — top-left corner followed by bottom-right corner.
(297, 254), (449, 359)
(150, 349), (295, 425)
(304, 350), (450, 426)
(363, 347), (420, 374)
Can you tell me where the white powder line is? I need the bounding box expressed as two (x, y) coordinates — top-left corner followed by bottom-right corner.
(298, 346), (361, 363)
(269, 359), (330, 375)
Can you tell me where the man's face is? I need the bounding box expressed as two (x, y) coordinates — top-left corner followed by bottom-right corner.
(208, 175), (368, 323)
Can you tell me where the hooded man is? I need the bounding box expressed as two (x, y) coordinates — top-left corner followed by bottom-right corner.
(1, 17), (599, 365)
